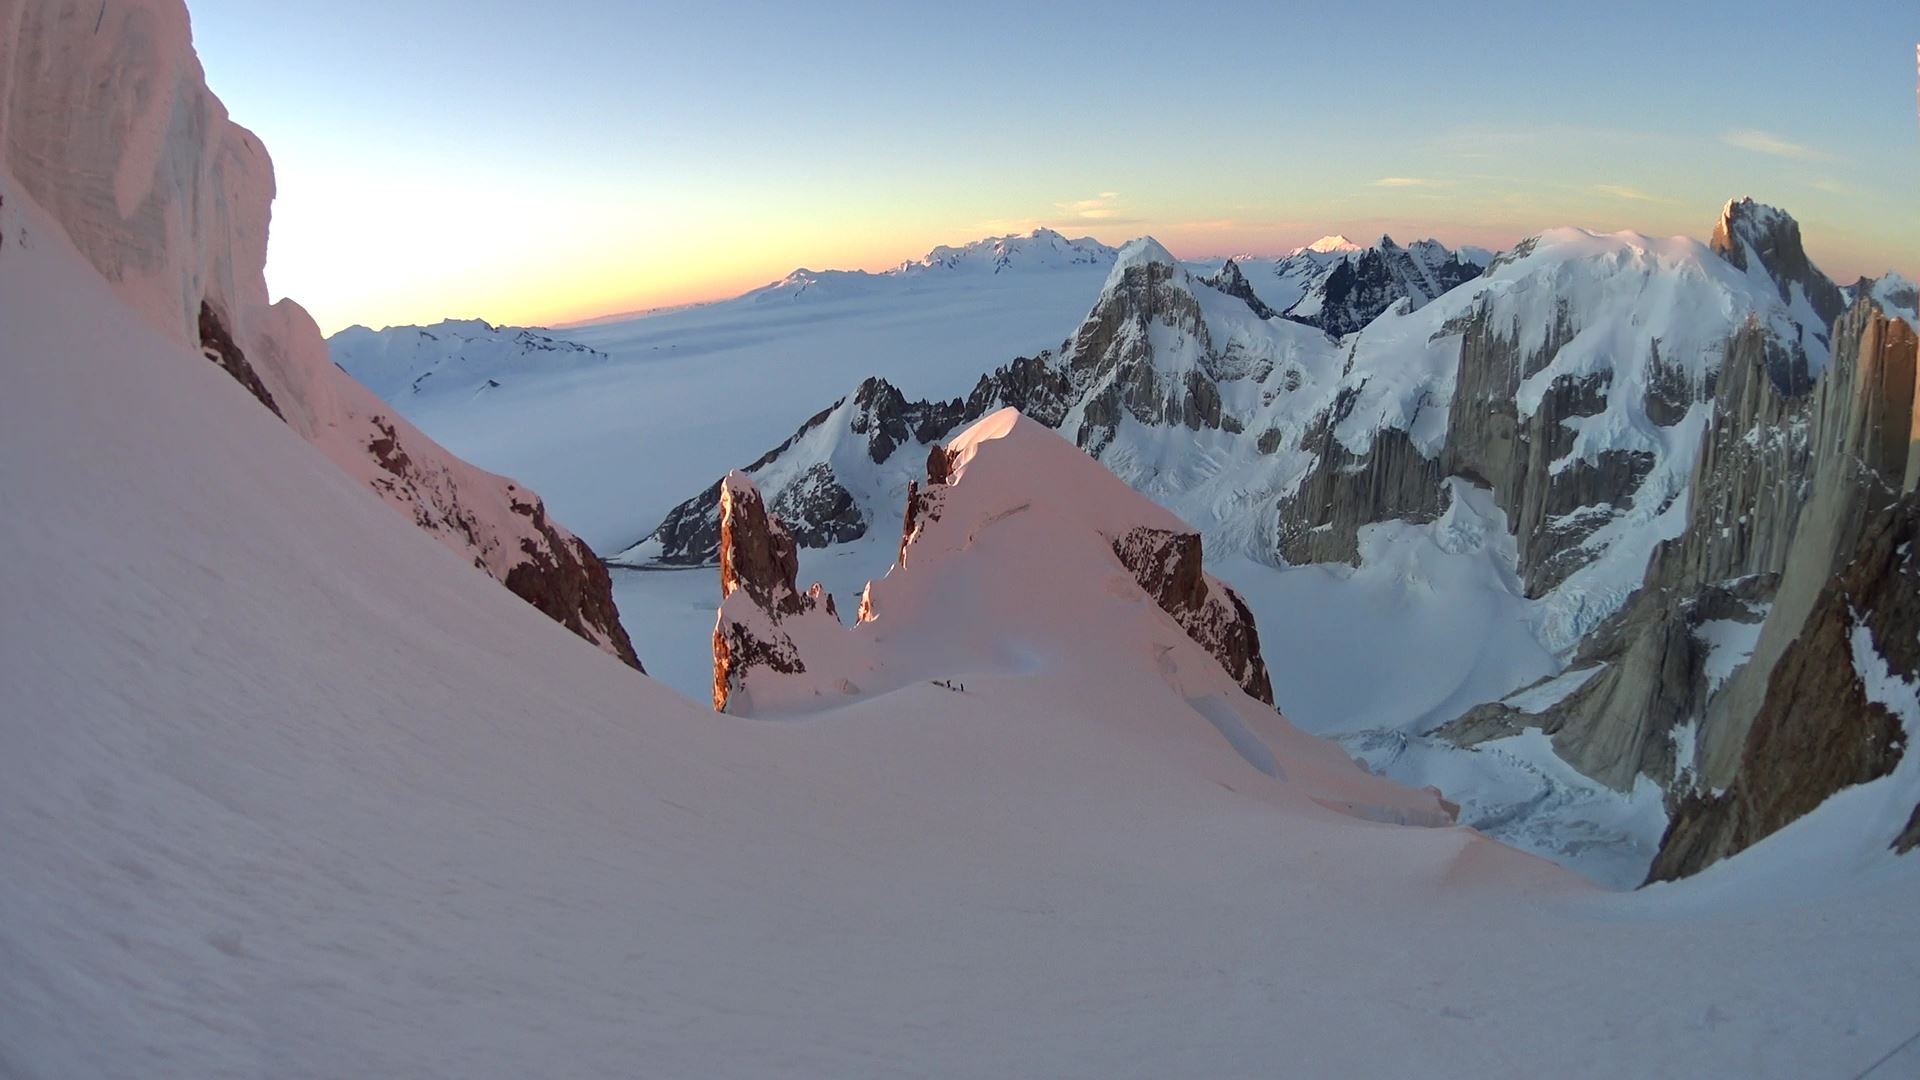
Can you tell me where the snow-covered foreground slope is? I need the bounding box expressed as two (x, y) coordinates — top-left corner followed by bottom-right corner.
(12, 161), (1920, 1078)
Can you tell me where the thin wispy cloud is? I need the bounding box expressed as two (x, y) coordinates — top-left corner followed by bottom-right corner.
(1592, 184), (1671, 203)
(1056, 192), (1123, 220)
(1720, 128), (1830, 161)
(1371, 177), (1432, 188)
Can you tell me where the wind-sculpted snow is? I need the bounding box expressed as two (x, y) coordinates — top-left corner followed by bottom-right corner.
(0, 0), (640, 669)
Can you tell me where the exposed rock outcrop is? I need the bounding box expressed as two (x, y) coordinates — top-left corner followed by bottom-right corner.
(198, 300), (283, 420)
(1203, 258), (1278, 319)
(712, 472), (838, 713)
(1111, 526), (1274, 705)
(1712, 197), (1847, 340)
(1647, 491), (1920, 881)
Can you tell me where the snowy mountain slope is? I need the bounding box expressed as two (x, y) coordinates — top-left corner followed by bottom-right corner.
(1852, 269), (1919, 328)
(1210, 234), (1492, 336)
(329, 318), (606, 403)
(329, 240), (1114, 553)
(739, 228), (1116, 302)
(1279, 234), (1487, 336)
(620, 204), (1893, 883)
(11, 177), (1920, 1077)
(714, 411), (1285, 721)
(2, 0), (639, 669)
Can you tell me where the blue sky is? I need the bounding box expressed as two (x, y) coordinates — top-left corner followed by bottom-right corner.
(186, 0), (1919, 332)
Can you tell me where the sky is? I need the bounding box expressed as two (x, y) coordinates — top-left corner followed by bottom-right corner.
(186, 1), (1919, 336)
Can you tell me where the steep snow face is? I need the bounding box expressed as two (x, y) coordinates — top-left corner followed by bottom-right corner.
(0, 0), (640, 668)
(329, 319), (606, 403)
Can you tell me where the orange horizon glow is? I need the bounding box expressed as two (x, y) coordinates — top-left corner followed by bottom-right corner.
(288, 209), (1909, 338)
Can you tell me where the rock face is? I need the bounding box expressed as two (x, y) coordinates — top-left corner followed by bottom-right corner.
(1110, 526), (1274, 705)
(1443, 296), (1920, 878)
(1712, 197), (1847, 342)
(1647, 491), (1920, 881)
(711, 472), (838, 713)
(1281, 235), (1483, 337)
(198, 301), (284, 420)
(2, 0), (642, 671)
(1203, 258), (1278, 319)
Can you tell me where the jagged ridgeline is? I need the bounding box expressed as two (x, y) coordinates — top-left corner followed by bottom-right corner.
(632, 199), (1920, 882)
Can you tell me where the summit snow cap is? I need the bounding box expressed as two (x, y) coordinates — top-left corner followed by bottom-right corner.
(1105, 236), (1184, 287)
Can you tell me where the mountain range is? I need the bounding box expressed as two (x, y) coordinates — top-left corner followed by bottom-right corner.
(8, 1), (1920, 1073)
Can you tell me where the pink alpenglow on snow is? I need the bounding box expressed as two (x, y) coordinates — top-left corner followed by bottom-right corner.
(715, 405), (1453, 828)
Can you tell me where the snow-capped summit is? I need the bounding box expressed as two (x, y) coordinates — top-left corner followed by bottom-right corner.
(741, 228), (1118, 304)
(903, 227), (1118, 275)
(1852, 269), (1919, 328)
(1106, 235), (1183, 279)
(1292, 234), (1363, 256)
(1281, 233), (1485, 336)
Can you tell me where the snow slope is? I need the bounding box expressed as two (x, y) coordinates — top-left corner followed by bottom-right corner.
(9, 174), (1920, 1077)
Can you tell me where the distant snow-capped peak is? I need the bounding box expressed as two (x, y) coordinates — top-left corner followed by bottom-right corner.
(902, 227), (1119, 275)
(1292, 234), (1363, 256)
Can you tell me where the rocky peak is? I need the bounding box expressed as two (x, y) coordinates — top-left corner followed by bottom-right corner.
(713, 472), (836, 712)
(718, 472), (807, 617)
(1203, 258), (1278, 319)
(1283, 235), (1479, 337)
(1711, 198), (1846, 328)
